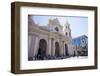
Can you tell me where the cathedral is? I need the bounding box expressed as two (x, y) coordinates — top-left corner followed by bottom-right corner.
(28, 15), (75, 60)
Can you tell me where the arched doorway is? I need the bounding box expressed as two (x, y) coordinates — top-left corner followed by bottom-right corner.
(37, 39), (47, 60)
(65, 44), (69, 56)
(55, 42), (60, 57)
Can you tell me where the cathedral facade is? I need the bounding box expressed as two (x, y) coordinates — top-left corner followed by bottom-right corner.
(28, 16), (75, 60)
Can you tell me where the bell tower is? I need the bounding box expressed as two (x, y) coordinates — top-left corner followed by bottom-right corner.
(63, 21), (70, 36)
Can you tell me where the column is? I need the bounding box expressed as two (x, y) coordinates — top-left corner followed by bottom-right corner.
(28, 35), (34, 60)
(34, 36), (39, 56)
(60, 41), (63, 56)
(48, 38), (52, 56)
(51, 38), (55, 56)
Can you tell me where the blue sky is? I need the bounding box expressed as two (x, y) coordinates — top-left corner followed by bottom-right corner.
(31, 15), (88, 38)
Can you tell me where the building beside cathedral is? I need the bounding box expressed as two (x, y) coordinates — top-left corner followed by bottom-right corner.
(28, 15), (75, 60)
(72, 35), (88, 56)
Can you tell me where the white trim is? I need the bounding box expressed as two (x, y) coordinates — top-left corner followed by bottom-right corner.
(20, 6), (95, 70)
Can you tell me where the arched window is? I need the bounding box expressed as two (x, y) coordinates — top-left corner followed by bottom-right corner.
(66, 32), (68, 36)
(69, 32), (71, 37)
(66, 26), (67, 28)
(55, 27), (59, 32)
